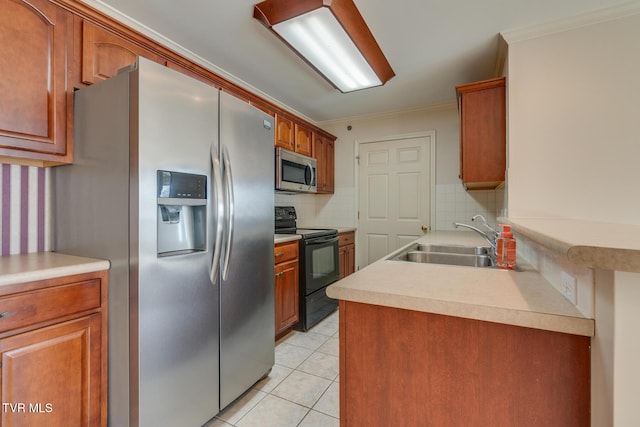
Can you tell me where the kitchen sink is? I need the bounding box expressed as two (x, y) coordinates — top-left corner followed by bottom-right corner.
(388, 243), (495, 268)
(415, 243), (491, 255)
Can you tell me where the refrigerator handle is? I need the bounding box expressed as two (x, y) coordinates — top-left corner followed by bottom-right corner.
(210, 144), (224, 284)
(221, 145), (235, 281)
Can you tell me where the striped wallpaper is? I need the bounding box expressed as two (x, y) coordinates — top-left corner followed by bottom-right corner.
(0, 164), (50, 256)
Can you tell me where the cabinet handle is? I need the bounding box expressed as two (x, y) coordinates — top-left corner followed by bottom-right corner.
(0, 312), (11, 319)
(275, 272), (284, 278)
(275, 252), (284, 257)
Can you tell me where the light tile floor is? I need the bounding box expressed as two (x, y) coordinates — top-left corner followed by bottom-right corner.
(204, 311), (340, 427)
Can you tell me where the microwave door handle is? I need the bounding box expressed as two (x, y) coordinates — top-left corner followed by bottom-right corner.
(305, 162), (315, 187)
(221, 145), (234, 281)
(210, 144), (224, 284)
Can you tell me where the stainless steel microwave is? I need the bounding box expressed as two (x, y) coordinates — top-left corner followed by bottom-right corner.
(275, 147), (317, 193)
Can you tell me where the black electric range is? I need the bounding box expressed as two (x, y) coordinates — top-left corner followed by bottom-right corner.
(275, 206), (339, 331)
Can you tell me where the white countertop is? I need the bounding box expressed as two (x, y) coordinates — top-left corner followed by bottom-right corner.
(274, 234), (302, 244)
(0, 252), (110, 287)
(502, 217), (640, 272)
(326, 231), (594, 337)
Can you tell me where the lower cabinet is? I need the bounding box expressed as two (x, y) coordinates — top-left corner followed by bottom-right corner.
(0, 271), (108, 426)
(274, 240), (299, 338)
(338, 231), (355, 279)
(339, 301), (590, 427)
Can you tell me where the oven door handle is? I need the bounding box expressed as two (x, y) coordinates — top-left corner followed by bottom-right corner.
(305, 236), (339, 246)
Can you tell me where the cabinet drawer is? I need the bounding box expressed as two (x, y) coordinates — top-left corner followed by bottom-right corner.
(339, 232), (355, 247)
(274, 241), (298, 264)
(0, 279), (102, 334)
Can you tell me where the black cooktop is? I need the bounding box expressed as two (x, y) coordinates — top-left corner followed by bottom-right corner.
(275, 206), (337, 240)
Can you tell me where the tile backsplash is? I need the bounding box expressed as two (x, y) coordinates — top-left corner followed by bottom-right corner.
(434, 183), (505, 231)
(0, 164), (50, 256)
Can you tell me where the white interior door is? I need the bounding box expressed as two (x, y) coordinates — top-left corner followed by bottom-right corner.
(357, 133), (434, 267)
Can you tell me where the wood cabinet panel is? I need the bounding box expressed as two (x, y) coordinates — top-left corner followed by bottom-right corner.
(0, 270), (108, 426)
(274, 259), (299, 337)
(338, 232), (355, 279)
(274, 240), (299, 338)
(294, 124), (313, 157)
(0, 314), (102, 426)
(456, 77), (506, 190)
(339, 300), (590, 426)
(314, 133), (335, 194)
(274, 241), (298, 264)
(81, 20), (165, 85)
(0, 0), (73, 164)
(275, 115), (295, 151)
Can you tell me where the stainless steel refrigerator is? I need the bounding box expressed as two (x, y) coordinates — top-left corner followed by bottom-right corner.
(53, 57), (275, 426)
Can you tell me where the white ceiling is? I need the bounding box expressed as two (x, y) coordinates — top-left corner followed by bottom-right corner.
(88, 0), (628, 123)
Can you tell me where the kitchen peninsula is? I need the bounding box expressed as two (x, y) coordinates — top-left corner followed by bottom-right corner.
(327, 231), (593, 426)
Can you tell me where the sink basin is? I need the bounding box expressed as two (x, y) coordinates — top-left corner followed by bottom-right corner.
(388, 243), (495, 268)
(404, 251), (493, 267)
(416, 243), (490, 255)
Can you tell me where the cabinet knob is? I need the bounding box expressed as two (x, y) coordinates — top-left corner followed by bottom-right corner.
(421, 225), (430, 233)
(275, 272), (284, 278)
(0, 312), (11, 319)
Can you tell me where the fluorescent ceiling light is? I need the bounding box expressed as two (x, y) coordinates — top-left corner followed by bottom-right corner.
(254, 0), (395, 93)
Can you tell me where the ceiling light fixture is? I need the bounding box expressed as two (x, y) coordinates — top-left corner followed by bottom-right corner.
(253, 0), (395, 93)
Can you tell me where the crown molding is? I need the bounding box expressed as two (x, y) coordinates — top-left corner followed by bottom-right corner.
(501, 1), (640, 44)
(317, 101), (458, 126)
(81, 0), (317, 124)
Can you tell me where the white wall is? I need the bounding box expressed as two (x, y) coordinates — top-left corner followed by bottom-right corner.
(507, 12), (640, 223)
(279, 105), (504, 230)
(505, 8), (640, 426)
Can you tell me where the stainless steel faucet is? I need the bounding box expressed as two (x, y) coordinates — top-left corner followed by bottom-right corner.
(453, 215), (499, 251)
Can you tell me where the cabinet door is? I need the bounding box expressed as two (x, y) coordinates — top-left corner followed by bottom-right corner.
(0, 314), (103, 426)
(274, 259), (299, 336)
(314, 134), (335, 194)
(275, 115), (295, 151)
(345, 244), (356, 277)
(81, 20), (165, 85)
(0, 0), (72, 162)
(456, 77), (506, 189)
(294, 124), (313, 157)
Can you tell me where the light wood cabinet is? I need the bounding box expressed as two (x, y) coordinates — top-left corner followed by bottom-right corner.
(314, 133), (335, 194)
(0, 0), (73, 165)
(456, 77), (506, 190)
(338, 231), (355, 279)
(275, 115), (295, 151)
(80, 20), (166, 85)
(275, 116), (313, 157)
(294, 123), (313, 157)
(0, 270), (108, 426)
(274, 241), (299, 338)
(339, 300), (590, 426)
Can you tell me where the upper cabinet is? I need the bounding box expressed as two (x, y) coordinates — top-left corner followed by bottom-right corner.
(275, 115), (313, 158)
(0, 0), (335, 168)
(275, 114), (295, 151)
(314, 133), (335, 194)
(456, 77), (506, 190)
(294, 124), (313, 157)
(0, 0), (73, 165)
(80, 21), (165, 85)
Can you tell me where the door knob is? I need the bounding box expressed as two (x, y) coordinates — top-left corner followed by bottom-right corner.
(421, 225), (430, 233)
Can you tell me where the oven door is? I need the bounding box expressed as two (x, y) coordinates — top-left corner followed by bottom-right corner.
(303, 235), (339, 294)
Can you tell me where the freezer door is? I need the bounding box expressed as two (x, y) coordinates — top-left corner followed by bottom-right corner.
(135, 58), (220, 426)
(219, 91), (275, 409)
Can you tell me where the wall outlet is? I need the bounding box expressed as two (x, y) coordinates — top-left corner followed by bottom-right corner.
(561, 271), (577, 305)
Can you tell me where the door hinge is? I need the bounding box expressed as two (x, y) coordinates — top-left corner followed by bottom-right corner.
(357, 211), (360, 220)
